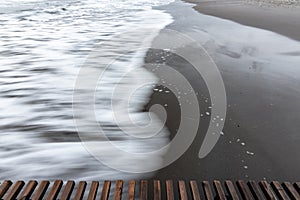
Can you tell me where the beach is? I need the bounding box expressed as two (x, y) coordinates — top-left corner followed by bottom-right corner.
(1, 0), (300, 192)
(145, 0), (300, 185)
(185, 0), (300, 41)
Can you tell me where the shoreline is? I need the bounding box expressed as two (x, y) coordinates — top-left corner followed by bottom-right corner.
(145, 0), (300, 182)
(184, 0), (300, 41)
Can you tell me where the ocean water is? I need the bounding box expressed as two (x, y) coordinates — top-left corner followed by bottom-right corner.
(0, 0), (173, 180)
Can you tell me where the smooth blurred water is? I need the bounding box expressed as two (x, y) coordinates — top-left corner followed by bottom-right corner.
(0, 0), (173, 180)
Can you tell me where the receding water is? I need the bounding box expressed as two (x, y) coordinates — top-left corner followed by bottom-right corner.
(0, 0), (174, 180)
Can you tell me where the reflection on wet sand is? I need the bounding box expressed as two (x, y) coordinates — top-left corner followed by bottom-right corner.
(153, 1), (300, 181)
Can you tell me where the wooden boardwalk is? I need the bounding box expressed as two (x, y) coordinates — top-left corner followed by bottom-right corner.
(0, 180), (299, 200)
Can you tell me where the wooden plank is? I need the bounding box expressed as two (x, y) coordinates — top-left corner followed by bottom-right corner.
(247, 181), (264, 200)
(294, 182), (300, 194)
(73, 181), (87, 200)
(100, 180), (111, 200)
(225, 180), (239, 200)
(190, 180), (201, 200)
(0, 180), (12, 199)
(60, 180), (75, 200)
(153, 180), (161, 200)
(5, 180), (25, 200)
(45, 180), (63, 200)
(166, 180), (174, 200)
(213, 180), (226, 200)
(259, 181), (277, 200)
(31, 180), (50, 200)
(202, 181), (214, 200)
(127, 180), (135, 200)
(140, 180), (148, 200)
(17, 180), (38, 200)
(113, 180), (123, 200)
(1, 179), (299, 200)
(282, 182), (300, 200)
(237, 180), (253, 200)
(271, 181), (289, 200)
(87, 181), (99, 200)
(178, 180), (188, 200)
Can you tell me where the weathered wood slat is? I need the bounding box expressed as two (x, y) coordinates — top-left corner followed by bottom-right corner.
(190, 180), (201, 200)
(31, 180), (50, 200)
(247, 181), (264, 200)
(45, 180), (63, 200)
(100, 180), (111, 200)
(5, 180), (25, 200)
(202, 181), (214, 200)
(166, 180), (174, 200)
(271, 181), (289, 200)
(140, 180), (148, 200)
(0, 180), (12, 199)
(0, 179), (299, 200)
(178, 180), (188, 200)
(294, 182), (300, 193)
(87, 181), (99, 200)
(73, 181), (86, 200)
(213, 180), (226, 200)
(127, 180), (135, 200)
(282, 182), (300, 200)
(259, 181), (277, 200)
(17, 180), (38, 200)
(154, 180), (161, 200)
(114, 180), (123, 200)
(225, 180), (239, 200)
(237, 180), (253, 200)
(60, 180), (75, 200)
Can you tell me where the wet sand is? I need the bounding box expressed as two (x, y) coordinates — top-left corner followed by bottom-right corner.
(185, 0), (300, 41)
(145, 0), (300, 186)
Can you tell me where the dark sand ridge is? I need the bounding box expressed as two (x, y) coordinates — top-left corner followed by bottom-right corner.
(185, 0), (300, 41)
(144, 0), (300, 185)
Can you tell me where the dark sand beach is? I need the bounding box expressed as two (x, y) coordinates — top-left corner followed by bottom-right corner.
(185, 0), (300, 41)
(1, 0), (300, 191)
(145, 0), (300, 187)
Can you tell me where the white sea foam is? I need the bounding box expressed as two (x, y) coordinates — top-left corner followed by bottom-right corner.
(0, 0), (174, 180)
